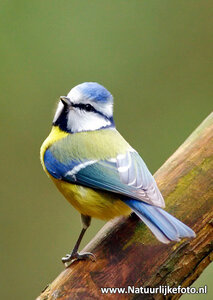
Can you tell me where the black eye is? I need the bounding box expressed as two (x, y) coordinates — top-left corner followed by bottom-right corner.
(84, 104), (94, 112)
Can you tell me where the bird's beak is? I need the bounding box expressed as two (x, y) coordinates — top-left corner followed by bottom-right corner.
(60, 96), (72, 106)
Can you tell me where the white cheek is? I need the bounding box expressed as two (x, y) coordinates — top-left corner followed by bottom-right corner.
(67, 109), (111, 132)
(53, 101), (64, 123)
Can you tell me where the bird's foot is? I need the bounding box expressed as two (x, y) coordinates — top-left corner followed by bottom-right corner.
(62, 251), (96, 265)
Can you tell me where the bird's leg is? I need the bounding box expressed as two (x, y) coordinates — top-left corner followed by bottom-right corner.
(62, 215), (96, 264)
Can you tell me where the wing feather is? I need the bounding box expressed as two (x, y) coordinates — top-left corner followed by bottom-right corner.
(44, 147), (165, 208)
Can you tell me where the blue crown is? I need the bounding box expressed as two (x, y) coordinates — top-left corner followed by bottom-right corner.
(76, 82), (113, 103)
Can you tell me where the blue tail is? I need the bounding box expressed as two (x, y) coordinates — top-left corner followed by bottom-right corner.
(124, 199), (195, 243)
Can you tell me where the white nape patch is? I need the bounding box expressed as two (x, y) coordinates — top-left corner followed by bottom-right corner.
(65, 160), (98, 177)
(53, 101), (64, 123)
(67, 109), (111, 132)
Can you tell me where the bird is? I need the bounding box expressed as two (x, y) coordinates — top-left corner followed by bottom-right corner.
(40, 82), (195, 264)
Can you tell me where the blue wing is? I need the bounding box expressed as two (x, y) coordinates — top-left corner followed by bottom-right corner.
(44, 144), (196, 244)
(44, 148), (165, 208)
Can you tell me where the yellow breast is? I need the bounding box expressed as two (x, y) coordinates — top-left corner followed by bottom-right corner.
(40, 126), (68, 174)
(52, 177), (131, 220)
(40, 126), (131, 220)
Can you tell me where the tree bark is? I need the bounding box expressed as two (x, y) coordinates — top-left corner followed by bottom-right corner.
(37, 113), (213, 300)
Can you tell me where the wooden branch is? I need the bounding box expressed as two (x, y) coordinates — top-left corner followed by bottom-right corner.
(37, 113), (213, 300)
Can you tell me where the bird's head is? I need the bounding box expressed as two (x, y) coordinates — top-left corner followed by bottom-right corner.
(53, 82), (114, 133)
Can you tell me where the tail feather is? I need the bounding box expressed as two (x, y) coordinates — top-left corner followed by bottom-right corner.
(124, 199), (195, 244)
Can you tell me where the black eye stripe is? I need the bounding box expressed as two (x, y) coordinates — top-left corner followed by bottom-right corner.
(72, 103), (96, 112)
(70, 102), (112, 122)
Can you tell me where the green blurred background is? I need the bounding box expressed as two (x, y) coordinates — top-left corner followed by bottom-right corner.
(0, 1), (212, 299)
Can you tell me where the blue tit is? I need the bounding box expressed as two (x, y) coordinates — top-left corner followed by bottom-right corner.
(40, 82), (195, 264)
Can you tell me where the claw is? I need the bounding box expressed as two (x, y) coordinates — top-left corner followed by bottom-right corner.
(61, 255), (70, 262)
(61, 251), (96, 264)
(76, 252), (96, 262)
